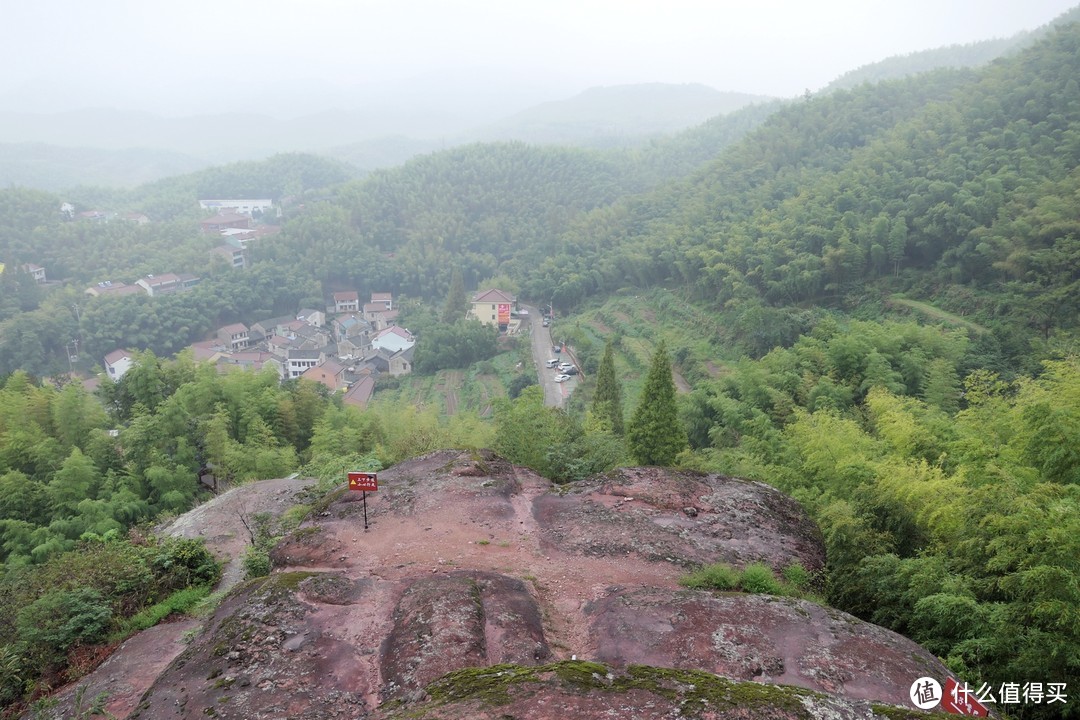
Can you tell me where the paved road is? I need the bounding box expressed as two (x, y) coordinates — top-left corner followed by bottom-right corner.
(522, 304), (577, 408)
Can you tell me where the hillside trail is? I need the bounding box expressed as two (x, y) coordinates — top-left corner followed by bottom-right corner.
(27, 476), (314, 720)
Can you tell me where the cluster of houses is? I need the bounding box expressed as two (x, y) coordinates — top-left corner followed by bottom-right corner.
(58, 189), (522, 410)
(72, 198), (278, 293)
(201, 199), (280, 271)
(102, 291), (415, 409)
(100, 287), (521, 409)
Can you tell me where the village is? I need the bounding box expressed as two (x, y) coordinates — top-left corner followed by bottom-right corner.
(28, 198), (521, 408)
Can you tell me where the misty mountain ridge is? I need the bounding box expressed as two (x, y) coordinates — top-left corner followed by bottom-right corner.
(465, 83), (773, 146)
(2, 2), (1077, 193)
(823, 3), (1080, 93)
(0, 82), (773, 191)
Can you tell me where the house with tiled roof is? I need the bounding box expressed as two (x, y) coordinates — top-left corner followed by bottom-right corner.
(370, 292), (392, 310)
(296, 308), (325, 328)
(216, 351), (283, 378)
(135, 273), (200, 297)
(216, 323), (250, 351)
(104, 349), (134, 380)
(21, 263), (46, 283)
(300, 359), (348, 391)
(469, 288), (516, 328)
(371, 325), (415, 354)
(332, 291), (360, 313)
(200, 213), (251, 233)
(363, 303), (400, 331)
(287, 349), (324, 379)
(189, 340), (225, 363)
(343, 375), (376, 408)
(362, 346), (414, 377)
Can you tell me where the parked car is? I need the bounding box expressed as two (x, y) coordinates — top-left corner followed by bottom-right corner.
(565, 366), (578, 375)
(552, 346), (561, 354)
(554, 374), (571, 382)
(542, 317), (550, 327)
(558, 362), (574, 371)
(545, 359), (559, 368)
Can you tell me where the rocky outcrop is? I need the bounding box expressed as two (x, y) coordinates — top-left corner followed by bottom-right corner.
(67, 451), (951, 718)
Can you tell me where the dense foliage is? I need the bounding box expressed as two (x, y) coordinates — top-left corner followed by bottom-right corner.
(0, 533), (218, 708)
(0, 20), (1077, 719)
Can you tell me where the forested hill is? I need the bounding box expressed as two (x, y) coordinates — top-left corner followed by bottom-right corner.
(257, 112), (779, 300)
(518, 23), (1080, 359)
(823, 4), (1080, 93)
(253, 22), (1080, 367)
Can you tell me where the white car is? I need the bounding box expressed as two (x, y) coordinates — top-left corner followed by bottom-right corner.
(545, 359), (559, 368)
(558, 362), (574, 372)
(554, 374), (571, 383)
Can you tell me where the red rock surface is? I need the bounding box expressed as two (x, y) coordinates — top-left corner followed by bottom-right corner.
(47, 451), (951, 719)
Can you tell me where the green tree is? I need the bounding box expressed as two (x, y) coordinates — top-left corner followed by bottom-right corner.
(627, 342), (687, 466)
(47, 448), (100, 516)
(591, 340), (624, 435)
(441, 267), (469, 323)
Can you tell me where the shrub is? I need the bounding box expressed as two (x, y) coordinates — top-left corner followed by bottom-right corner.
(243, 546), (272, 578)
(16, 589), (113, 669)
(782, 562), (812, 591)
(148, 538), (220, 596)
(738, 563), (785, 595)
(679, 563), (739, 591)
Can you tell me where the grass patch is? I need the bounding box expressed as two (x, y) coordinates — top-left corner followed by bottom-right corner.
(111, 584), (212, 640)
(679, 562), (817, 599)
(679, 563), (739, 591)
(886, 296), (989, 335)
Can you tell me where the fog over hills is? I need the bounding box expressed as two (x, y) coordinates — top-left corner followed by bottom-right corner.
(0, 1), (1076, 191)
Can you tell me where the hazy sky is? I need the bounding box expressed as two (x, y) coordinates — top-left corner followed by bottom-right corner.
(2, 0), (1077, 115)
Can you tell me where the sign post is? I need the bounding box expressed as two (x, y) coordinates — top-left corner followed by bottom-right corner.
(941, 677), (990, 716)
(347, 471), (378, 530)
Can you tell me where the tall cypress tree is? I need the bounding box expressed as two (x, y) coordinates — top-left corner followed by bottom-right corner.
(591, 340), (624, 435)
(627, 342), (687, 466)
(441, 268), (469, 323)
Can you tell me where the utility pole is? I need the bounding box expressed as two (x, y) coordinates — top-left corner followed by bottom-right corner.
(72, 302), (83, 345)
(66, 338), (79, 375)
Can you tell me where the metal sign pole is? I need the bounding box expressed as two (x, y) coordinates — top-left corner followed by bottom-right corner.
(363, 490), (369, 530)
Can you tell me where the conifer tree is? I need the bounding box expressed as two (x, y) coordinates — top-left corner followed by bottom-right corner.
(627, 342), (687, 465)
(441, 268), (469, 323)
(591, 340), (624, 435)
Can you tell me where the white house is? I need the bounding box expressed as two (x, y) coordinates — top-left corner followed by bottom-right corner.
(198, 199), (274, 216)
(104, 349), (134, 380)
(371, 325), (415, 354)
(287, 349), (324, 379)
(21, 264), (46, 283)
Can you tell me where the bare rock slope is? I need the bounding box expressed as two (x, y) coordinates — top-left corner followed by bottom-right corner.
(112, 450), (942, 718)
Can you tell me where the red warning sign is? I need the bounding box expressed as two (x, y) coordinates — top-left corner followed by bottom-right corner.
(348, 472), (378, 492)
(942, 677), (990, 716)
